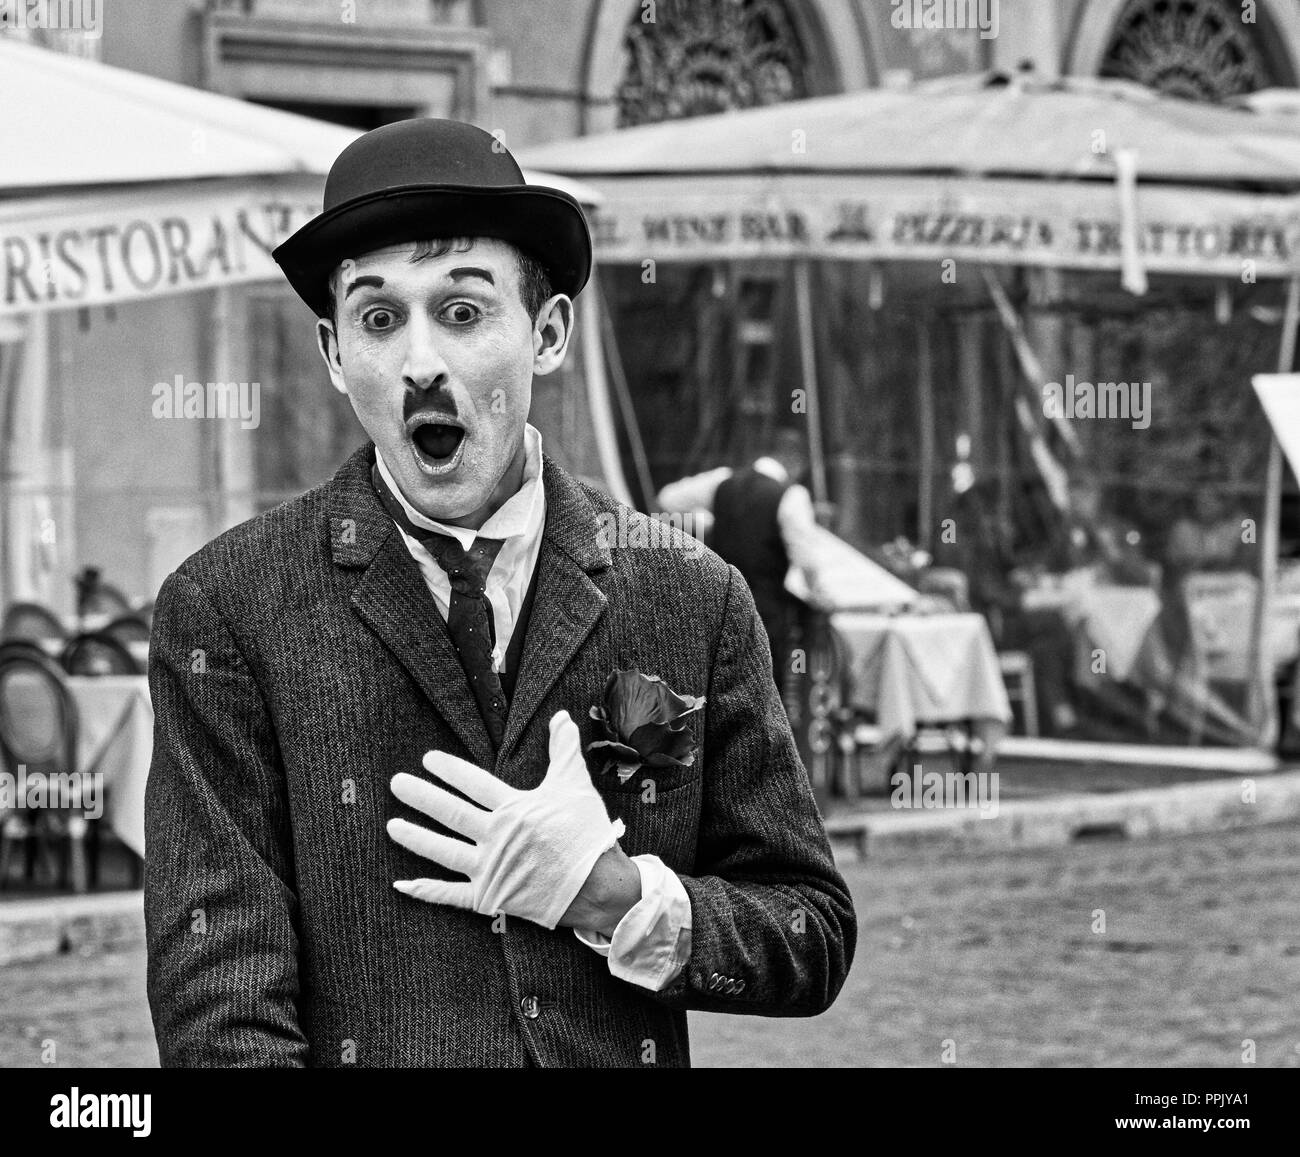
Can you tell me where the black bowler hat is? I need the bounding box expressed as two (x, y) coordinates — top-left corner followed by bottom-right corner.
(273, 118), (592, 317)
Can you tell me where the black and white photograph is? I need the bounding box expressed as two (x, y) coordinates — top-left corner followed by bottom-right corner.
(0, 0), (1294, 1133)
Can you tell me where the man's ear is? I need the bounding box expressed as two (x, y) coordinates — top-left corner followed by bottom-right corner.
(532, 294), (574, 377)
(316, 317), (349, 397)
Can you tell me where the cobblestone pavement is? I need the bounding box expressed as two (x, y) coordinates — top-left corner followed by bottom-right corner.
(2, 821), (1298, 1067)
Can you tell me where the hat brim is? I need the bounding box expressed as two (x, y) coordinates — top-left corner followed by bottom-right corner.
(272, 184), (592, 317)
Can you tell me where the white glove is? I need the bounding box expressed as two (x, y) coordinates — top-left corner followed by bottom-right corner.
(387, 710), (626, 930)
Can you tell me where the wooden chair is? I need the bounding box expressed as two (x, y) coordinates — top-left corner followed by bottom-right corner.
(1182, 571), (1257, 745)
(103, 614), (151, 649)
(917, 567), (971, 613)
(0, 639), (56, 668)
(78, 584), (133, 621)
(998, 650), (1040, 737)
(1, 601), (66, 644)
(0, 650), (90, 891)
(61, 632), (140, 677)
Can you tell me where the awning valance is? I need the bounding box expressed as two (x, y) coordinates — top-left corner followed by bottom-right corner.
(0, 177), (324, 316)
(581, 172), (1300, 277)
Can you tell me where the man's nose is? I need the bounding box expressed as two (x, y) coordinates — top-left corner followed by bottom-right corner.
(401, 312), (450, 392)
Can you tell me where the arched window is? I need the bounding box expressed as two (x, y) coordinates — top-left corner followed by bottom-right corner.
(1099, 0), (1279, 101)
(616, 0), (808, 127)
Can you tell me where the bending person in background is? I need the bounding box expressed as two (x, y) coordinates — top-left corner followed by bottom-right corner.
(657, 426), (827, 677)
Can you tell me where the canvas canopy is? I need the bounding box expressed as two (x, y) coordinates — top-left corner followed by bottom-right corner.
(518, 72), (1300, 280)
(0, 37), (601, 317)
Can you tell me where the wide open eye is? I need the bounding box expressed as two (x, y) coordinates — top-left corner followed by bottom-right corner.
(362, 307), (398, 331)
(441, 302), (480, 325)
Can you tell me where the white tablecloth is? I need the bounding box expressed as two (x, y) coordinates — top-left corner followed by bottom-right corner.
(1068, 585), (1162, 682)
(831, 611), (1011, 739)
(67, 675), (151, 858)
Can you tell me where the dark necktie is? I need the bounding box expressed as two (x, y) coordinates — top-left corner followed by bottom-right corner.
(372, 465), (509, 750)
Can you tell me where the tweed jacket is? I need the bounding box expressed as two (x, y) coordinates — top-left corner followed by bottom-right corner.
(144, 444), (856, 1067)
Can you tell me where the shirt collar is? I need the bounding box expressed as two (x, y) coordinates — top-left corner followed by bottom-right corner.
(376, 423), (545, 550)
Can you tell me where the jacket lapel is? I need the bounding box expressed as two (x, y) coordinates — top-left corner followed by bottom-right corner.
(328, 445), (495, 769)
(497, 456), (611, 770)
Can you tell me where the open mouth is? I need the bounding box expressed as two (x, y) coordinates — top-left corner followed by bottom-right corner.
(407, 416), (467, 474)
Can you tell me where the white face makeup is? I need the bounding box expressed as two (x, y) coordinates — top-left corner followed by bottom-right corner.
(316, 237), (571, 528)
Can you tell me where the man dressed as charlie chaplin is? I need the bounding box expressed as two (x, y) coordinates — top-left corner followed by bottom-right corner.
(144, 119), (855, 1067)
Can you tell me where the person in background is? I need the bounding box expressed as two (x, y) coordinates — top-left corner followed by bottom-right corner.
(1159, 488), (1251, 673)
(1165, 489), (1250, 575)
(1050, 475), (1155, 586)
(937, 477), (1082, 736)
(656, 426), (827, 677)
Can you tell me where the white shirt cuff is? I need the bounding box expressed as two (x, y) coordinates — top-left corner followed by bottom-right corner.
(573, 855), (692, 992)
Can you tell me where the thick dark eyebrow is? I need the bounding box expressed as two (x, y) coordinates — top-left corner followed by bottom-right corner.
(344, 275), (386, 299)
(446, 266), (495, 286)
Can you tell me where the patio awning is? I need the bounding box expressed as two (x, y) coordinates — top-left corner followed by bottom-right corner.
(517, 73), (1300, 278)
(0, 38), (601, 316)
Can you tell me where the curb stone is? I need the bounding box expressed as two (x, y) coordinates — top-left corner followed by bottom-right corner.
(0, 890), (143, 967)
(826, 770), (1300, 859)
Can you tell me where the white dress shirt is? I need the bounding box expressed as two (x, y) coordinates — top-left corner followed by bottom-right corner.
(377, 424), (691, 990)
(376, 425), (546, 673)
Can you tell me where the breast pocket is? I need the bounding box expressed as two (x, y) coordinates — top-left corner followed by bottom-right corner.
(594, 762), (703, 872)
(591, 757), (700, 797)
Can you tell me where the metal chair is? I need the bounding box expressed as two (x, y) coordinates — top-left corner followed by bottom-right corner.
(1, 601), (66, 644)
(0, 651), (89, 890)
(61, 632), (140, 677)
(917, 567), (971, 613)
(79, 585), (133, 620)
(0, 639), (57, 668)
(103, 614), (151, 648)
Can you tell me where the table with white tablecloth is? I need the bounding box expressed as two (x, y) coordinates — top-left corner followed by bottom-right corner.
(67, 675), (152, 859)
(830, 612), (1012, 761)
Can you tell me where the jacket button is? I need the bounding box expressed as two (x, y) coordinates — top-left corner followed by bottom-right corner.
(520, 995), (541, 1019)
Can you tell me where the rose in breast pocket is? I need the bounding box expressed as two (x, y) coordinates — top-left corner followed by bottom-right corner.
(586, 668), (704, 785)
